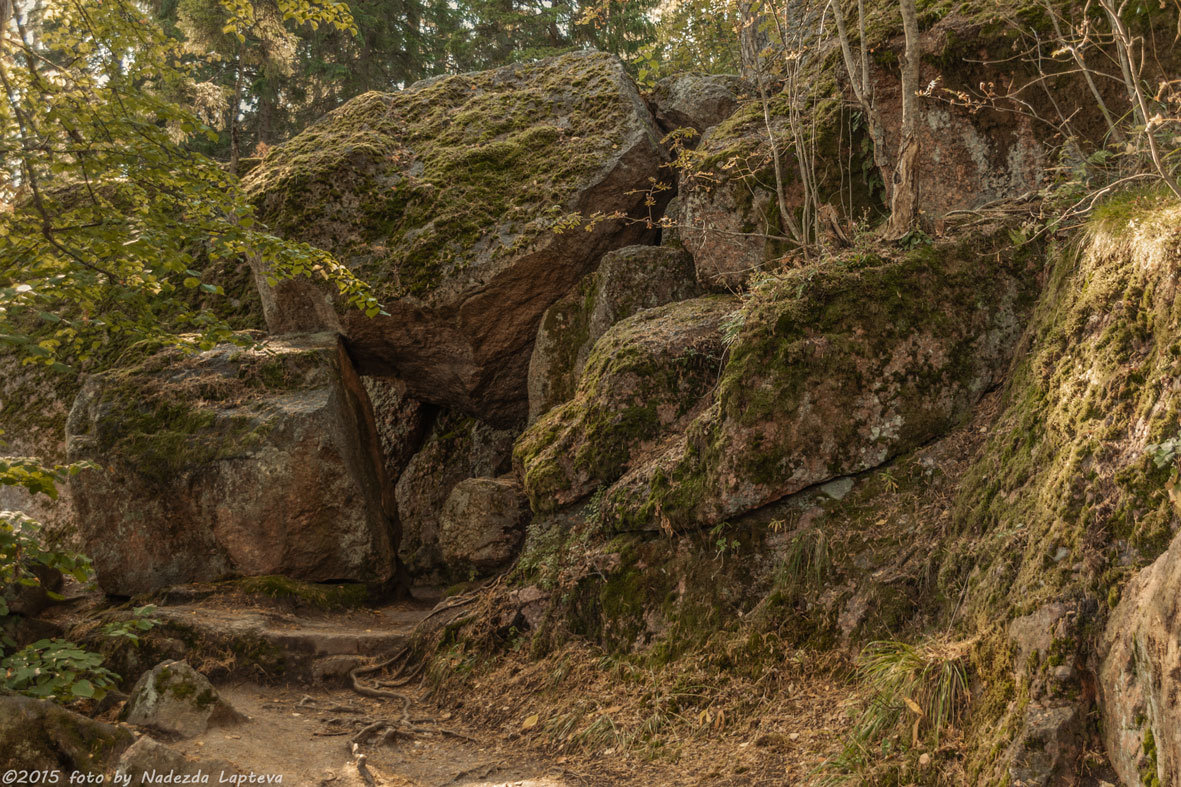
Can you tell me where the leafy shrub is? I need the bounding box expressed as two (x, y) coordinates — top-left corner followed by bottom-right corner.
(1, 638), (120, 702)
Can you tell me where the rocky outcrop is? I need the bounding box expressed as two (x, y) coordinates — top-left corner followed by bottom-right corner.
(527, 245), (700, 421)
(123, 661), (241, 738)
(600, 230), (1036, 530)
(395, 410), (516, 577)
(1100, 527), (1181, 787)
(516, 296), (738, 514)
(671, 14), (1069, 292)
(67, 334), (397, 596)
(244, 51), (668, 425)
(439, 476), (530, 575)
(650, 73), (746, 136)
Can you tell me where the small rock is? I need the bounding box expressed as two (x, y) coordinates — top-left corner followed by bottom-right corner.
(1007, 702), (1083, 787)
(310, 655), (369, 684)
(123, 660), (242, 739)
(820, 477), (855, 501)
(440, 476), (530, 575)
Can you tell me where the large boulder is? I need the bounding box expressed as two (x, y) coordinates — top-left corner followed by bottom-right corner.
(244, 51), (668, 425)
(395, 410), (517, 577)
(516, 296), (738, 514)
(650, 73), (746, 136)
(527, 245), (700, 422)
(123, 661), (241, 739)
(439, 476), (530, 575)
(600, 230), (1038, 530)
(1099, 527), (1181, 787)
(67, 333), (397, 596)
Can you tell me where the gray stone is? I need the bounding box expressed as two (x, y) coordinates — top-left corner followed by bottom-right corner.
(123, 660), (242, 739)
(116, 736), (241, 786)
(439, 476), (530, 574)
(651, 72), (746, 135)
(395, 410), (516, 578)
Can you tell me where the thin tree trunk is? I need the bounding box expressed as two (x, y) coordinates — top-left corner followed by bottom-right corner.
(829, 0), (891, 208)
(229, 42), (244, 175)
(738, 0), (771, 82)
(886, 0), (921, 237)
(1099, 0), (1181, 198)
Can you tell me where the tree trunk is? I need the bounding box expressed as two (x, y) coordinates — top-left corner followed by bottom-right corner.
(738, 0), (771, 82)
(229, 42), (245, 175)
(829, 0), (892, 213)
(886, 0), (921, 237)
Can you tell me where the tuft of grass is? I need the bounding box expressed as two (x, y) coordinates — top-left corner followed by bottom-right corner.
(780, 523), (832, 590)
(821, 637), (972, 783)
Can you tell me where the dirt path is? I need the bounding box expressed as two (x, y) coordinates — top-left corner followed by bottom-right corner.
(175, 682), (572, 787)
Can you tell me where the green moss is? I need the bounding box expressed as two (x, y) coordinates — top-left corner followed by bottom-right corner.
(1142, 725), (1161, 787)
(230, 575), (370, 610)
(615, 227), (1039, 531)
(516, 297), (735, 514)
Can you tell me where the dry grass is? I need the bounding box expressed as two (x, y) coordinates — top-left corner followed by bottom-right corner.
(426, 640), (858, 785)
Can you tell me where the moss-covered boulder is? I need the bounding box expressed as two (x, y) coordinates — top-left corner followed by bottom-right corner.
(66, 333), (397, 595)
(944, 198), (1181, 627)
(244, 51), (668, 425)
(516, 296), (738, 514)
(526, 245), (700, 422)
(0, 692), (134, 774)
(123, 660), (240, 738)
(395, 409), (517, 578)
(601, 229), (1038, 530)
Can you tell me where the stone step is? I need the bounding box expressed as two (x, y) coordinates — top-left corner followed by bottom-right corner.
(113, 589), (444, 685)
